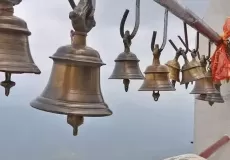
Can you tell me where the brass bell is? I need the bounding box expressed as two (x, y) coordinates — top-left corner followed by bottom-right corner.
(139, 29), (175, 101)
(166, 40), (182, 87)
(109, 3), (143, 92)
(179, 32), (205, 89)
(31, 2), (112, 136)
(0, 1), (40, 96)
(190, 67), (219, 95)
(198, 84), (224, 106)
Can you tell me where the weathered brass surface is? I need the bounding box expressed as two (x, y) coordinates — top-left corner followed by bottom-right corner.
(31, 0), (112, 135)
(180, 52), (205, 86)
(0, 1), (40, 95)
(30, 34), (112, 117)
(109, 51), (144, 80)
(190, 69), (219, 94)
(196, 94), (207, 101)
(139, 44), (175, 92)
(165, 48), (181, 87)
(109, 0), (143, 92)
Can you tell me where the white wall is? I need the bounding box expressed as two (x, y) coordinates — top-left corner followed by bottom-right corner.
(194, 0), (230, 159)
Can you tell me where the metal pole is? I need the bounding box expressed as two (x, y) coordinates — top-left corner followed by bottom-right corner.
(153, 0), (222, 44)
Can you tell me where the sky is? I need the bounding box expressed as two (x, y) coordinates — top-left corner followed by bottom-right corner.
(0, 0), (210, 160)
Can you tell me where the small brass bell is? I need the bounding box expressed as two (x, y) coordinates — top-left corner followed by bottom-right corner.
(31, 1), (112, 136)
(0, 0), (40, 96)
(179, 32), (205, 89)
(139, 28), (175, 101)
(109, 4), (143, 92)
(165, 45), (181, 87)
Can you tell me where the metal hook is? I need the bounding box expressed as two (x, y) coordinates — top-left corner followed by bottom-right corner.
(120, 0), (140, 39)
(68, 0), (76, 9)
(151, 9), (168, 53)
(159, 9), (168, 52)
(177, 22), (189, 54)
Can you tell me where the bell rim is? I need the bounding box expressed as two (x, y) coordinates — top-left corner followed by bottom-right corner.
(30, 97), (113, 117)
(138, 88), (176, 91)
(108, 76), (144, 79)
(0, 63), (41, 74)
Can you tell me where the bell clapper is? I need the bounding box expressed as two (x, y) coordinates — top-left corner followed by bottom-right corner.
(185, 83), (189, 89)
(152, 91), (160, 101)
(123, 79), (130, 92)
(1, 72), (15, 96)
(67, 115), (84, 136)
(208, 101), (214, 106)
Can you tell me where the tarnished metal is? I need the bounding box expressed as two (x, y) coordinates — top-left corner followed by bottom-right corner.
(190, 69), (219, 94)
(0, 0), (40, 96)
(166, 40), (182, 87)
(153, 0), (222, 44)
(109, 0), (143, 92)
(190, 53), (219, 95)
(179, 32), (205, 87)
(139, 11), (175, 101)
(30, 0), (112, 136)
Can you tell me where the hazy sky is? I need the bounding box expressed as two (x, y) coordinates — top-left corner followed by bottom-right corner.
(0, 0), (210, 160)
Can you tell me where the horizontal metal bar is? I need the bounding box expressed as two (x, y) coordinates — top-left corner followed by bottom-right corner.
(153, 0), (222, 44)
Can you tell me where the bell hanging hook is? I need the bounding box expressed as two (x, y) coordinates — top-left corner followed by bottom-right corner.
(151, 9), (168, 53)
(178, 22), (190, 89)
(120, 0), (140, 52)
(151, 9), (169, 101)
(119, 0), (140, 92)
(178, 31), (200, 60)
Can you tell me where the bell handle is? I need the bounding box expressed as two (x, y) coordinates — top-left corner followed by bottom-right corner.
(119, 0), (140, 39)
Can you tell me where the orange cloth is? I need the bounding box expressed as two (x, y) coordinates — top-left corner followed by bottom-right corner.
(211, 17), (230, 83)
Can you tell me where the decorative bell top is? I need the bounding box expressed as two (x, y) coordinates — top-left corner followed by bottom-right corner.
(68, 0), (96, 34)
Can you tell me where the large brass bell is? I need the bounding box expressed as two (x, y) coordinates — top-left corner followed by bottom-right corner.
(0, 0), (40, 96)
(30, 1), (112, 136)
(166, 40), (182, 87)
(109, 2), (143, 92)
(179, 32), (205, 89)
(139, 27), (175, 101)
